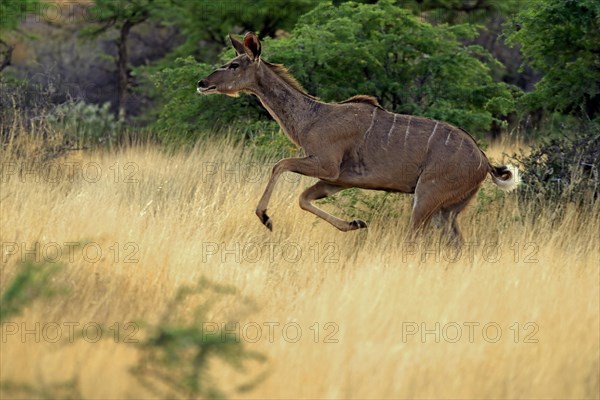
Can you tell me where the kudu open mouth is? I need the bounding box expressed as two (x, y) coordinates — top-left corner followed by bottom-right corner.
(197, 86), (217, 94)
(197, 79), (217, 94)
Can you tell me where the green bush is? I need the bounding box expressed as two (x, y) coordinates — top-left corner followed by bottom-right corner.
(267, 0), (514, 134)
(506, 0), (600, 119)
(147, 56), (272, 145)
(149, 0), (516, 145)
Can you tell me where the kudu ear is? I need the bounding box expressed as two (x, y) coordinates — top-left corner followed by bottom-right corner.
(243, 32), (261, 61)
(230, 34), (246, 56)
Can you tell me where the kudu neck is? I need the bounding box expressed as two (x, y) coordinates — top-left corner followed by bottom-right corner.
(249, 63), (319, 146)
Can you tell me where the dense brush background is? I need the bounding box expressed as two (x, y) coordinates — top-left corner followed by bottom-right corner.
(1, 0), (599, 399)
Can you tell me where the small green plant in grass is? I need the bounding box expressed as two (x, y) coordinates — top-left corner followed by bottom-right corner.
(131, 277), (267, 399)
(474, 184), (508, 215)
(1, 259), (266, 399)
(0, 260), (65, 322)
(317, 188), (406, 223)
(0, 261), (80, 399)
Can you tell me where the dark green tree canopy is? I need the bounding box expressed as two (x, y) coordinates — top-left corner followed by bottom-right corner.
(507, 0), (600, 119)
(166, 0), (321, 62)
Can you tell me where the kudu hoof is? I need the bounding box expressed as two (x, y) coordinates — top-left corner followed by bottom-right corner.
(264, 218), (273, 231)
(256, 209), (273, 231)
(350, 219), (368, 230)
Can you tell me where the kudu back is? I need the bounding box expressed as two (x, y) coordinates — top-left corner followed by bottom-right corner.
(198, 32), (517, 246)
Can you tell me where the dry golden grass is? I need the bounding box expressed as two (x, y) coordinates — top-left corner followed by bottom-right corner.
(1, 135), (598, 399)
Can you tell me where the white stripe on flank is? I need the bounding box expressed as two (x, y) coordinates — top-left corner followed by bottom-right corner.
(386, 114), (397, 145)
(426, 122), (439, 151)
(457, 137), (464, 151)
(363, 108), (377, 142)
(445, 129), (453, 145)
(404, 116), (412, 147)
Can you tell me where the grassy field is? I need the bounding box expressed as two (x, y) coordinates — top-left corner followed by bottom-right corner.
(1, 135), (599, 399)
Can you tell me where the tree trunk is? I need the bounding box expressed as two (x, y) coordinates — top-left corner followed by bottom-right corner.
(0, 40), (14, 73)
(489, 119), (502, 141)
(116, 20), (133, 121)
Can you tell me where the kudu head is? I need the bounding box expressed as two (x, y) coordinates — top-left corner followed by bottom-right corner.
(197, 32), (262, 97)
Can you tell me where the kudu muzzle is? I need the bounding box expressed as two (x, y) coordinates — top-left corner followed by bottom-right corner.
(197, 78), (216, 93)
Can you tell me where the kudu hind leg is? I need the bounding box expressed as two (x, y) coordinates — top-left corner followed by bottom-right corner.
(423, 185), (479, 246)
(299, 181), (367, 231)
(438, 187), (479, 247)
(436, 211), (463, 248)
(408, 179), (453, 240)
(408, 193), (442, 240)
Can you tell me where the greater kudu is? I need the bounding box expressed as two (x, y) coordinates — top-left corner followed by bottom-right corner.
(197, 32), (517, 245)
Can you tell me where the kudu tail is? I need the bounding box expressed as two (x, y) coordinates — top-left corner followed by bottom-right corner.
(488, 163), (519, 191)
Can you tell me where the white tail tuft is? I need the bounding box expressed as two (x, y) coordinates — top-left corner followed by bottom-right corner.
(492, 163), (520, 192)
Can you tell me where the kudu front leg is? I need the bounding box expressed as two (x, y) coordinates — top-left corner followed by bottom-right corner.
(256, 156), (338, 231)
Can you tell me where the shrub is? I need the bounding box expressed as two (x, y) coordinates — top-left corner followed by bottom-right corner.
(512, 122), (599, 206)
(46, 101), (121, 148)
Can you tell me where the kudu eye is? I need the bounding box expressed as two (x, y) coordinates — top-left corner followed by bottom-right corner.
(229, 62), (240, 70)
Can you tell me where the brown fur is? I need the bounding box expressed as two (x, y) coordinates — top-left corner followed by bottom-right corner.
(262, 61), (318, 100)
(339, 95), (382, 108)
(198, 32), (516, 246)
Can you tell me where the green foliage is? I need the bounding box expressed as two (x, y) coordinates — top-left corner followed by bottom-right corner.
(268, 1), (514, 134)
(0, 0), (40, 33)
(0, 260), (64, 322)
(512, 122), (600, 206)
(131, 277), (266, 399)
(474, 183), (508, 215)
(506, 0), (600, 119)
(135, 0), (321, 128)
(148, 56), (270, 144)
(151, 1), (515, 145)
(164, 0), (321, 61)
(81, 0), (164, 34)
(47, 101), (122, 147)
